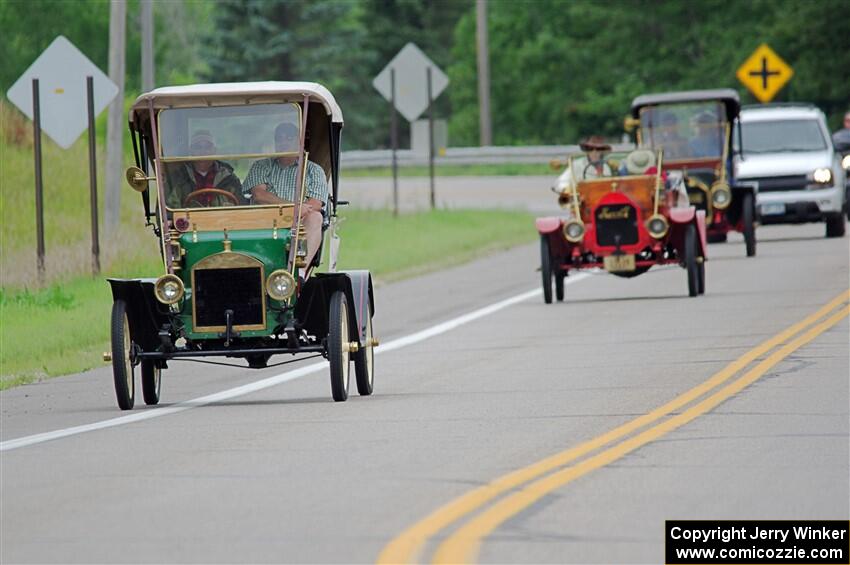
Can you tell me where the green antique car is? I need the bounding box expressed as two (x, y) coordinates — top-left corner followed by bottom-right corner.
(108, 82), (376, 409)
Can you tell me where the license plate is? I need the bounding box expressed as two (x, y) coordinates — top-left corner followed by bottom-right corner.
(761, 203), (786, 216)
(603, 254), (635, 272)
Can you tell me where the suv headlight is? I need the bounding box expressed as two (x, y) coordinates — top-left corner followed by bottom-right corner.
(154, 274), (185, 304)
(842, 155), (850, 170)
(266, 269), (296, 301)
(812, 168), (832, 184)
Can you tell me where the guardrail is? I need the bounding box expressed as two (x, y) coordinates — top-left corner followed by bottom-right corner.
(340, 144), (635, 168)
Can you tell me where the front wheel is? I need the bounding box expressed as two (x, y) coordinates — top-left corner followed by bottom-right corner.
(328, 291), (351, 402)
(354, 309), (374, 396)
(110, 300), (135, 410)
(684, 224), (699, 298)
(742, 192), (756, 257)
(540, 236), (553, 304)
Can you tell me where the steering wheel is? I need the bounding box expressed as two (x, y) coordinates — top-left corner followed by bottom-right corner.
(182, 188), (240, 208)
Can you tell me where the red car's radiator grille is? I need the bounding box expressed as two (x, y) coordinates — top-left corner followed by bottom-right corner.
(595, 204), (639, 247)
(194, 267), (264, 328)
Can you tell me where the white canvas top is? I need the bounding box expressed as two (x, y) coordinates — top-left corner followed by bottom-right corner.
(129, 81), (343, 123)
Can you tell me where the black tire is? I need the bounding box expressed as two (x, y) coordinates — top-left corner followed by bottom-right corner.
(328, 291), (351, 402)
(684, 224), (699, 298)
(110, 300), (135, 410)
(825, 213), (846, 238)
(540, 236), (553, 304)
(141, 360), (161, 405)
(554, 271), (565, 302)
(742, 192), (756, 257)
(354, 309), (374, 396)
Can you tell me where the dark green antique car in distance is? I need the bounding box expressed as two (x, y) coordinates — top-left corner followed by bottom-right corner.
(107, 82), (376, 409)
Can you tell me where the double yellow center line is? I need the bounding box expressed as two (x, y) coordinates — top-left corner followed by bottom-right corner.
(377, 289), (850, 564)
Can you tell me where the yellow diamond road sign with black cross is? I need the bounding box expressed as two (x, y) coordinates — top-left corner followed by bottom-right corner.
(736, 43), (793, 103)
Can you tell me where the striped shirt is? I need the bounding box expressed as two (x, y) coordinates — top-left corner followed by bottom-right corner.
(243, 158), (329, 203)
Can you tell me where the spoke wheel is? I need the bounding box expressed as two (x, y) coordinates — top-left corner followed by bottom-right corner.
(110, 300), (135, 410)
(742, 192), (756, 257)
(354, 311), (374, 396)
(328, 291), (351, 402)
(685, 224), (699, 298)
(540, 236), (553, 304)
(141, 360), (161, 405)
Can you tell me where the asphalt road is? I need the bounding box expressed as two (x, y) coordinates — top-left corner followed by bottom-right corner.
(1, 222), (848, 564)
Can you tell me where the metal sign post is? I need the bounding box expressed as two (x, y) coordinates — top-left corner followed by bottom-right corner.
(390, 68), (399, 217)
(373, 43), (450, 215)
(86, 76), (101, 275)
(427, 67), (435, 210)
(32, 79), (46, 284)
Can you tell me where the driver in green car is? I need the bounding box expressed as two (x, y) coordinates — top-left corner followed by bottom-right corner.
(163, 130), (244, 208)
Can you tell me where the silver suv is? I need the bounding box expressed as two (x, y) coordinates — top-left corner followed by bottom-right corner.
(736, 104), (846, 238)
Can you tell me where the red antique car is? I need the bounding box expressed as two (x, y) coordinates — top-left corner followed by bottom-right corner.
(537, 148), (707, 303)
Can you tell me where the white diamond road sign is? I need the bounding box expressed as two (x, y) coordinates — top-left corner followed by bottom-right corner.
(372, 42), (449, 123)
(6, 35), (118, 149)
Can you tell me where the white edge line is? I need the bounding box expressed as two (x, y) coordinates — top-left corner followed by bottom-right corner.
(1, 274), (588, 452)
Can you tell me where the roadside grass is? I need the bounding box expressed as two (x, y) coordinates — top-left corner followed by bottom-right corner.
(1, 209), (536, 390)
(341, 162), (553, 178)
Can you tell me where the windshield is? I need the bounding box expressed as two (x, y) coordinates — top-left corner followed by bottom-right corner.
(739, 119), (827, 154)
(639, 102), (726, 160)
(158, 103), (306, 210)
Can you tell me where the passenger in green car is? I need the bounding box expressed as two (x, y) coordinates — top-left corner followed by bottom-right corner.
(244, 122), (329, 269)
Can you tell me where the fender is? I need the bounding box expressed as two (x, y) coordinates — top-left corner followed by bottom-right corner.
(535, 217), (563, 235)
(296, 271), (374, 344)
(668, 206), (696, 224)
(107, 278), (171, 351)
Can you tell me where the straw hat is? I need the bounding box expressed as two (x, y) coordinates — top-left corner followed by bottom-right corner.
(624, 149), (656, 175)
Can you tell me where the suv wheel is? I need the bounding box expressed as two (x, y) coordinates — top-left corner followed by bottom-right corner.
(825, 213), (846, 238)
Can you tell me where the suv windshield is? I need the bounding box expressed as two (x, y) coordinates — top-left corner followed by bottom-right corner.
(639, 102), (726, 161)
(158, 103), (304, 210)
(740, 119), (827, 154)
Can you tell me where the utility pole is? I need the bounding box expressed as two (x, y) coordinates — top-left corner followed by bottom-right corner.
(105, 0), (126, 234)
(141, 0), (155, 92)
(475, 0), (492, 146)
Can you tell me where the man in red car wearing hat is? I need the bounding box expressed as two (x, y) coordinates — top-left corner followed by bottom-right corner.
(553, 135), (614, 192)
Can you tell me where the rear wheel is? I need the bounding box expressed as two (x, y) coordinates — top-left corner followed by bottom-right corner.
(540, 236), (553, 304)
(825, 213), (846, 238)
(110, 300), (135, 410)
(141, 360), (161, 405)
(742, 192), (756, 257)
(684, 224), (699, 298)
(328, 291), (351, 402)
(354, 310), (374, 396)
